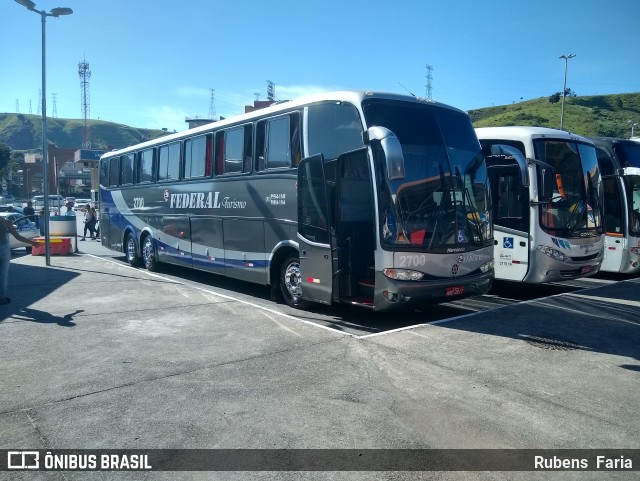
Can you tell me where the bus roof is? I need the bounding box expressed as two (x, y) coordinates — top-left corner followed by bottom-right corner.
(475, 126), (593, 145)
(101, 90), (465, 159)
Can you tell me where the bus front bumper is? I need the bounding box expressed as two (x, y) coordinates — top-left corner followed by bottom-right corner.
(371, 270), (494, 312)
(522, 249), (603, 283)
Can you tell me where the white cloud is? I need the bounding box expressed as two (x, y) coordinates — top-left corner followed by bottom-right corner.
(175, 86), (211, 99)
(141, 105), (192, 133)
(273, 84), (336, 100)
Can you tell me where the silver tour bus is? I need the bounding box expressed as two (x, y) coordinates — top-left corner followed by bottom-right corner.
(590, 137), (640, 274)
(99, 91), (494, 311)
(476, 126), (604, 283)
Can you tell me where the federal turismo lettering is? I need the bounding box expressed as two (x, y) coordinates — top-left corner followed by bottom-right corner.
(169, 192), (246, 209)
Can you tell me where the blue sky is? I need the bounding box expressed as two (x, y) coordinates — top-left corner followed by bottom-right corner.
(2, 0), (639, 133)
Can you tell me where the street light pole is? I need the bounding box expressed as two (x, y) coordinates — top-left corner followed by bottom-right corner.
(559, 53), (575, 131)
(14, 0), (72, 266)
(629, 120), (638, 138)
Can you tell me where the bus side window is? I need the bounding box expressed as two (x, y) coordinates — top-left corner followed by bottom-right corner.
(158, 142), (180, 181)
(256, 120), (266, 171)
(99, 158), (109, 188)
(223, 127), (245, 174)
(138, 148), (154, 183)
(265, 115), (291, 169)
(291, 112), (301, 166)
(109, 156), (120, 187)
(215, 131), (224, 175)
(121, 153), (134, 185)
(205, 134), (213, 177)
(243, 124), (253, 173)
(184, 135), (208, 179)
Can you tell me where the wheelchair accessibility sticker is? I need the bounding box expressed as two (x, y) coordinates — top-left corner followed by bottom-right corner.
(503, 237), (514, 249)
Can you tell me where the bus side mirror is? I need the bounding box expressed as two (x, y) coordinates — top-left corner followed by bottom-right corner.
(363, 126), (405, 180)
(539, 168), (554, 202)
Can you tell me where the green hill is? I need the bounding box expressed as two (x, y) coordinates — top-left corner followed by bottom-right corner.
(2, 92), (640, 152)
(0, 113), (169, 151)
(469, 92), (640, 137)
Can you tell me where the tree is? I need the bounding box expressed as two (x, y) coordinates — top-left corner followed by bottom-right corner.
(564, 88), (577, 98)
(549, 92), (561, 104)
(0, 143), (10, 172)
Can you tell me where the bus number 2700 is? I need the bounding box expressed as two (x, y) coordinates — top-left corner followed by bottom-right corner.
(133, 197), (144, 209)
(398, 254), (427, 268)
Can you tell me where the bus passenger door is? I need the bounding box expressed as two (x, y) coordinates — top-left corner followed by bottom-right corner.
(297, 154), (336, 304)
(488, 164), (530, 282)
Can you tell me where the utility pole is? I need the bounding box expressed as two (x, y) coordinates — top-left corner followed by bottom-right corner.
(425, 64), (433, 100)
(559, 54), (575, 130)
(208, 88), (216, 120)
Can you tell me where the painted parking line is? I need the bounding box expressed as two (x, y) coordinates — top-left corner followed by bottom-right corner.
(565, 292), (640, 309)
(90, 255), (357, 338)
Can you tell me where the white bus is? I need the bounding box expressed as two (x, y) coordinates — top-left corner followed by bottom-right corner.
(591, 137), (640, 274)
(476, 126), (604, 283)
(99, 91), (495, 311)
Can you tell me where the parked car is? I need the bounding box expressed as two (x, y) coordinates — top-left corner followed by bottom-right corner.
(73, 198), (93, 211)
(0, 195), (16, 205)
(0, 212), (39, 252)
(31, 195), (65, 212)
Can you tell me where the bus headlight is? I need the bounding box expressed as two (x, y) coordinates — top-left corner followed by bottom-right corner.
(383, 268), (425, 281)
(537, 245), (569, 262)
(479, 259), (494, 273)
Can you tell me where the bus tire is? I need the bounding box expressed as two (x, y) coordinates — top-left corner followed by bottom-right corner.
(141, 235), (159, 272)
(125, 233), (142, 267)
(279, 253), (310, 309)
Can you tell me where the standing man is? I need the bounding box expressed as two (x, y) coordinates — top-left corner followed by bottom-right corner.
(23, 200), (36, 224)
(0, 217), (36, 305)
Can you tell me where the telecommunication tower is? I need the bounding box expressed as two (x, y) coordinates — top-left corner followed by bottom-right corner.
(79, 59), (91, 148)
(29, 100), (32, 115)
(15, 99), (19, 113)
(425, 65), (434, 100)
(267, 80), (275, 102)
(37, 89), (42, 114)
(208, 88), (217, 120)
(52, 93), (58, 118)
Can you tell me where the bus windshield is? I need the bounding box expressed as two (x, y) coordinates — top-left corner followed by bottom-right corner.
(363, 100), (492, 252)
(535, 140), (602, 238)
(614, 141), (640, 168)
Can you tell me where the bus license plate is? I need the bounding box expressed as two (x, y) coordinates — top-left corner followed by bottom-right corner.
(446, 286), (464, 297)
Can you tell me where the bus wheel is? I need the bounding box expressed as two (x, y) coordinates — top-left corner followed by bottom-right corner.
(125, 234), (141, 267)
(280, 254), (310, 309)
(141, 235), (159, 272)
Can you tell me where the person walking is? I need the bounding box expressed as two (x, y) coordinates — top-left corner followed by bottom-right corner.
(81, 204), (94, 240)
(90, 206), (99, 240)
(0, 217), (36, 305)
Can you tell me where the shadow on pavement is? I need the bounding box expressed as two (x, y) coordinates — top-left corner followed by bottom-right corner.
(0, 260), (82, 326)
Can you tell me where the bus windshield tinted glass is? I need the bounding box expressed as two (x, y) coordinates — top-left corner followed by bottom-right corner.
(534, 140), (603, 238)
(626, 175), (640, 237)
(614, 142), (640, 168)
(363, 100), (492, 251)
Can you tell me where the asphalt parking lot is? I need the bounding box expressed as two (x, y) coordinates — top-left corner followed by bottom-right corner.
(1, 233), (639, 480)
